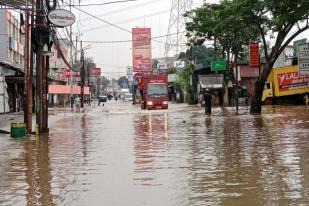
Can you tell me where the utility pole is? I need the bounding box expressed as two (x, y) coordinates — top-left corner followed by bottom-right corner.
(35, 0), (49, 133)
(80, 41), (85, 108)
(69, 0), (74, 110)
(24, 0), (31, 134)
(234, 42), (239, 113)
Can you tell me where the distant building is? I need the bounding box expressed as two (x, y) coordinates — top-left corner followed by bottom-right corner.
(154, 56), (177, 68)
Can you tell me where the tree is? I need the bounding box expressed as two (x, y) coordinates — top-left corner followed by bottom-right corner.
(186, 0), (309, 114)
(240, 0), (309, 113)
(175, 63), (195, 104)
(179, 45), (217, 68)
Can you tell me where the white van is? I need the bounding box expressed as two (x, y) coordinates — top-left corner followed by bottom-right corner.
(124, 93), (133, 101)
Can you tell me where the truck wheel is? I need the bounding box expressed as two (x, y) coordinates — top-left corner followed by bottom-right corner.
(264, 98), (273, 105)
(141, 102), (146, 109)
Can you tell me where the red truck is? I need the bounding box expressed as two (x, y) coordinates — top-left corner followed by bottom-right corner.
(140, 74), (169, 110)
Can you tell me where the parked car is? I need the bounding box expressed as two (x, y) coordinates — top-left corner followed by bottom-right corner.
(99, 95), (107, 103)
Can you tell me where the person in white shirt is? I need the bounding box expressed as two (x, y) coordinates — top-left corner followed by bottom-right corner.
(74, 96), (81, 112)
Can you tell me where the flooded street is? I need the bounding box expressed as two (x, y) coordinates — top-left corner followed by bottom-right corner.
(0, 102), (308, 206)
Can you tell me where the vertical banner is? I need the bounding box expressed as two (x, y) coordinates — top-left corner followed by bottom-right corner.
(249, 42), (260, 67)
(298, 43), (309, 76)
(132, 28), (152, 72)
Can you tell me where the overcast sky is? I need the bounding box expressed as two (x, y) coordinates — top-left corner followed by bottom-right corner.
(60, 0), (308, 79)
(63, 0), (208, 78)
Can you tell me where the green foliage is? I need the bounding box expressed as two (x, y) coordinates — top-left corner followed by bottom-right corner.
(186, 0), (260, 56)
(174, 63), (195, 103)
(185, 0), (309, 113)
(167, 67), (177, 74)
(179, 45), (217, 68)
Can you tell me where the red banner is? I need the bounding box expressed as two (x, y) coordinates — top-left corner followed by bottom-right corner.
(62, 69), (80, 79)
(132, 28), (152, 72)
(249, 42), (260, 67)
(90, 68), (101, 77)
(277, 71), (309, 91)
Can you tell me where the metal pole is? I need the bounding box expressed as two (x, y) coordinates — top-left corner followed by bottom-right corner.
(80, 41), (84, 108)
(29, 0), (34, 132)
(25, 0), (31, 133)
(235, 45), (239, 113)
(69, 0), (74, 110)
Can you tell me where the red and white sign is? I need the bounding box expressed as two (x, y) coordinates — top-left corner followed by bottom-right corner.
(249, 42), (260, 67)
(62, 69), (80, 79)
(277, 71), (309, 91)
(90, 68), (101, 77)
(132, 28), (152, 72)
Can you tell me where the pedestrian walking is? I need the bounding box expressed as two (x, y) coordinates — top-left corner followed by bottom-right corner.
(137, 79), (144, 100)
(203, 88), (212, 116)
(75, 95), (81, 112)
(70, 96), (74, 111)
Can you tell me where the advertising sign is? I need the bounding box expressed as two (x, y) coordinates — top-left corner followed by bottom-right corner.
(90, 68), (101, 77)
(157, 63), (167, 70)
(249, 42), (260, 67)
(48, 9), (76, 27)
(132, 28), (152, 72)
(277, 71), (309, 91)
(173, 60), (185, 69)
(211, 61), (227, 72)
(298, 43), (309, 76)
(63, 69), (80, 79)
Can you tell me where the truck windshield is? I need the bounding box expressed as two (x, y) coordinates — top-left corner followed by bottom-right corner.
(147, 84), (167, 97)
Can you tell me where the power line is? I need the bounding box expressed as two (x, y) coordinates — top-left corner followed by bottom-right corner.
(67, 0), (137, 7)
(80, 0), (165, 22)
(82, 9), (169, 32)
(59, 1), (167, 45)
(81, 31), (186, 44)
(65, 2), (132, 34)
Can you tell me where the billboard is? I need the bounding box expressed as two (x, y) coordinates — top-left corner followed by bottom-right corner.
(298, 43), (309, 76)
(132, 28), (152, 72)
(90, 68), (101, 77)
(277, 71), (309, 92)
(62, 69), (80, 79)
(249, 42), (260, 67)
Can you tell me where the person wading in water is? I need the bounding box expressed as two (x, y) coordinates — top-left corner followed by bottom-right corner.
(203, 88), (212, 116)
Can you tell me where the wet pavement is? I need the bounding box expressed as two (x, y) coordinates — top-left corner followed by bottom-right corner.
(0, 101), (308, 206)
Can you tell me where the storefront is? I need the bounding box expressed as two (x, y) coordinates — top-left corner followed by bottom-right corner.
(198, 74), (225, 106)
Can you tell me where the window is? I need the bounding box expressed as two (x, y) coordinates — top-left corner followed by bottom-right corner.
(264, 82), (271, 89)
(147, 84), (167, 97)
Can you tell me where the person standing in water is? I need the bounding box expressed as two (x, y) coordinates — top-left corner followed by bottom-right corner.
(203, 88), (212, 116)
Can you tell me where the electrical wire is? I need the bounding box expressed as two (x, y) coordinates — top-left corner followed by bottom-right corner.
(80, 0), (164, 22)
(82, 9), (169, 32)
(58, 0), (167, 45)
(80, 31), (186, 44)
(67, 0), (137, 7)
(0, 0), (23, 10)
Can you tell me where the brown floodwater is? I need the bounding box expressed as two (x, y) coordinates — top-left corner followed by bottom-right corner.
(0, 103), (308, 206)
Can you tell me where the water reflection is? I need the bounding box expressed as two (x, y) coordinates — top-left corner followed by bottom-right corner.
(133, 113), (169, 186)
(0, 105), (308, 206)
(0, 134), (54, 206)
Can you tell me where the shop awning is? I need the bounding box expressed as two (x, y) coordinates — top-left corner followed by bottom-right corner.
(198, 74), (224, 89)
(49, 85), (90, 95)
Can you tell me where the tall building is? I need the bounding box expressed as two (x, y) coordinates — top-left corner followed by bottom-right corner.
(0, 10), (25, 69)
(0, 10), (25, 113)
